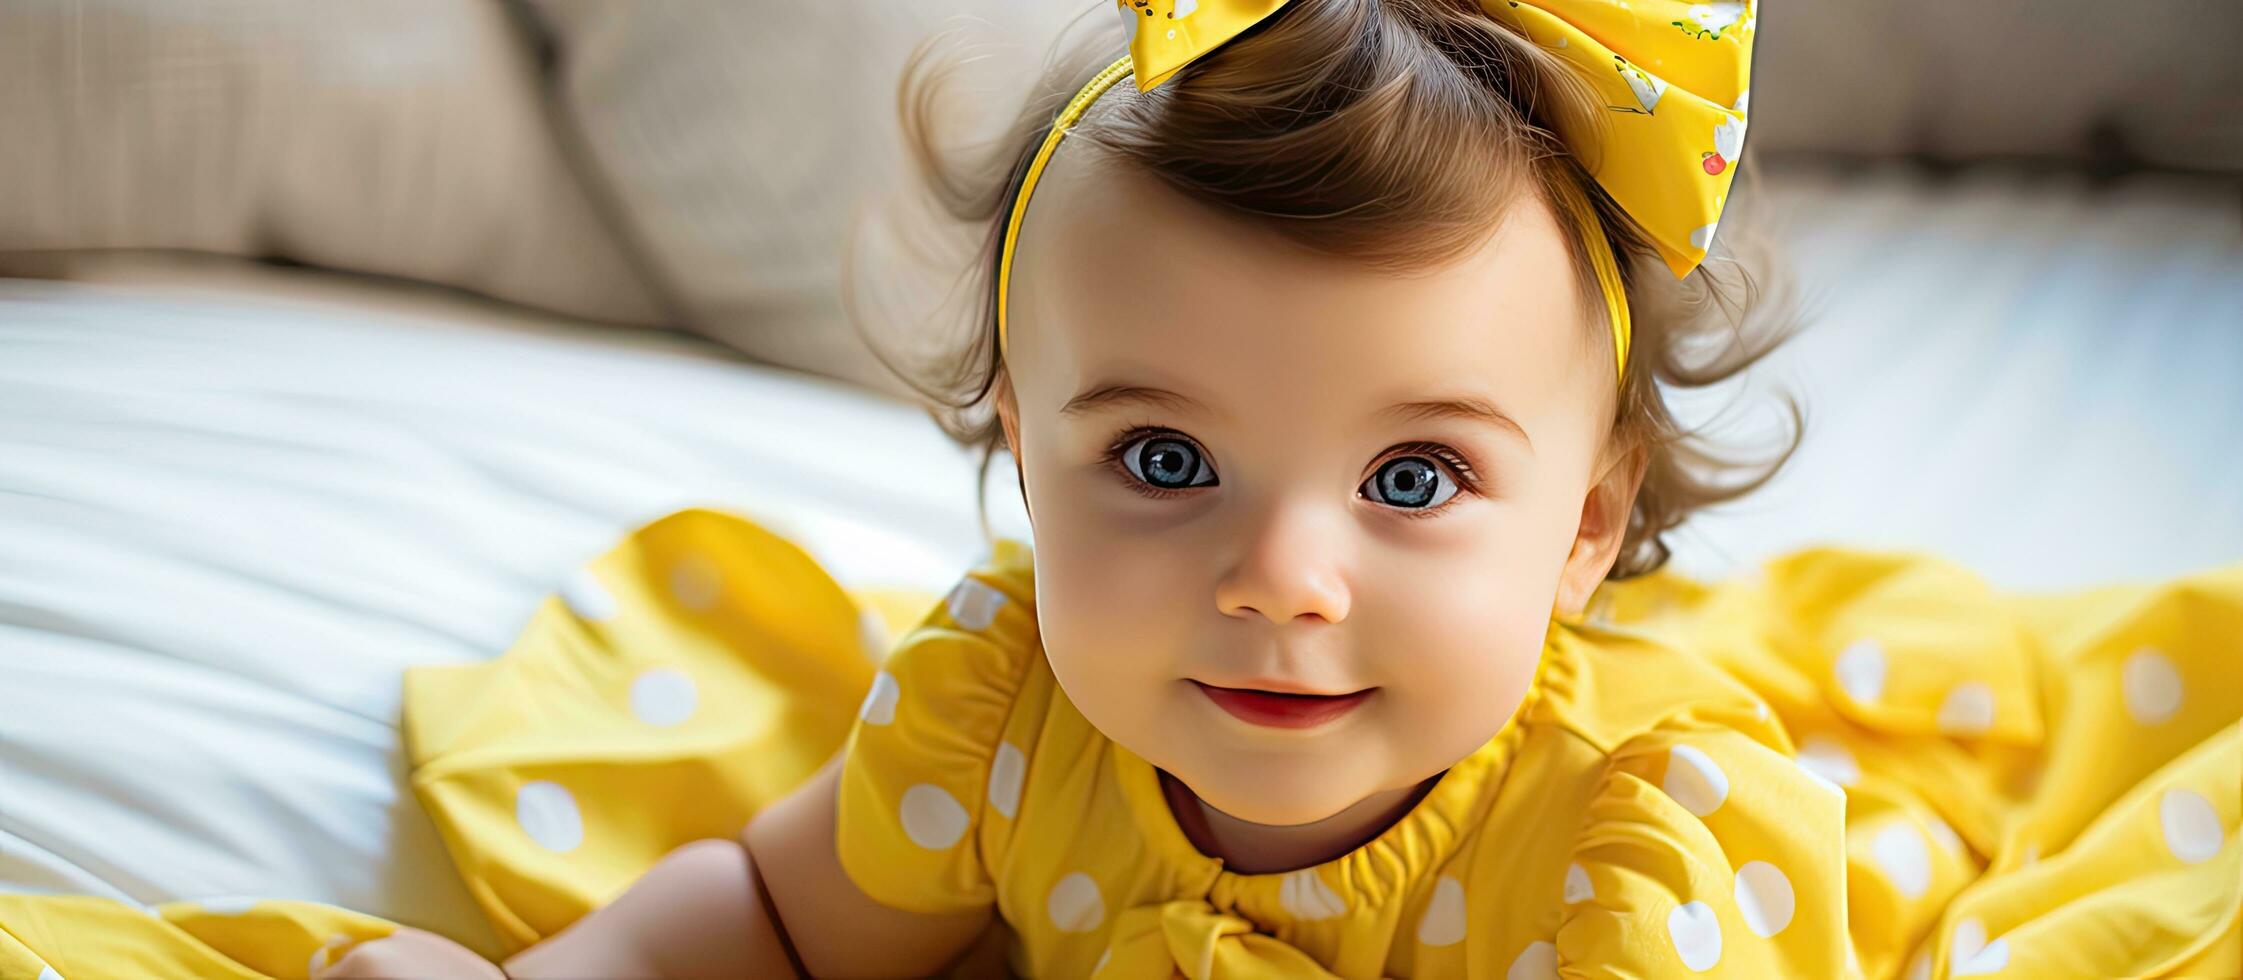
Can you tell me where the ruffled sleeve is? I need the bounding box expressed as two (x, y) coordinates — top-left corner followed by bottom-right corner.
(834, 540), (1041, 915)
(1556, 721), (1854, 977)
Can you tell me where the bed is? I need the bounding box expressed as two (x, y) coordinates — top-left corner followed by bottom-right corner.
(3, 163), (2236, 959)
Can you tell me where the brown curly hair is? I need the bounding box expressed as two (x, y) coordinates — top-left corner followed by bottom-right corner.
(849, 0), (1806, 581)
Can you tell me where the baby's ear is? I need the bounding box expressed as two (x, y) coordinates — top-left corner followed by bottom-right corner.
(992, 372), (1032, 521)
(1557, 443), (1650, 615)
(993, 370), (1022, 460)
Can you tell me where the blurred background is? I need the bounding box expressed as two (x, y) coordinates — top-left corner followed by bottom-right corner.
(1, 0), (2237, 952)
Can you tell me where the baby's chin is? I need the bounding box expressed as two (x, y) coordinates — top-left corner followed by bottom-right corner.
(1112, 690), (1500, 829)
(1177, 757), (1398, 828)
(1147, 721), (1449, 828)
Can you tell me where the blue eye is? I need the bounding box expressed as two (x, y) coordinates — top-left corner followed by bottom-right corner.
(1363, 457), (1457, 509)
(1120, 433), (1218, 490)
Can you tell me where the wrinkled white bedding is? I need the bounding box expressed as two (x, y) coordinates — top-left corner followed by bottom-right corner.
(0, 262), (1023, 948)
(1, 165), (2238, 943)
(1665, 165), (2243, 590)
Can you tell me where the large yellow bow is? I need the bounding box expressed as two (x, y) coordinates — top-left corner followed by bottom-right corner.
(1112, 0), (1756, 278)
(1101, 900), (1341, 979)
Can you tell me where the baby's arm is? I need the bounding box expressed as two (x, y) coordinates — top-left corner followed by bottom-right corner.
(742, 755), (996, 975)
(497, 836), (794, 978)
(324, 757), (992, 978)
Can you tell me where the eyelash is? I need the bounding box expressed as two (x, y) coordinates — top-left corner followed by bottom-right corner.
(1097, 425), (1487, 516)
(1098, 424), (1198, 501)
(1378, 441), (1485, 520)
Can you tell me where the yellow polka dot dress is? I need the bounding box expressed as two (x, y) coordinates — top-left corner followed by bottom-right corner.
(0, 508), (2234, 979)
(841, 538), (1856, 977)
(837, 535), (2240, 977)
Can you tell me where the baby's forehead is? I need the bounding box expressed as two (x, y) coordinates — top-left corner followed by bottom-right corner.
(1016, 145), (1246, 275)
(1009, 144), (1603, 413)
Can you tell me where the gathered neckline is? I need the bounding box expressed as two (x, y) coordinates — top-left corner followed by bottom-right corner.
(1106, 613), (1587, 914)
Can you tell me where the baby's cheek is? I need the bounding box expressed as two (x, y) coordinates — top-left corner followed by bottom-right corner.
(1370, 566), (1551, 738)
(1033, 538), (1198, 708)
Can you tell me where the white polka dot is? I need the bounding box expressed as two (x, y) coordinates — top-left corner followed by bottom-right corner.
(1733, 861), (1795, 937)
(516, 780), (584, 853)
(1871, 821), (1932, 899)
(1924, 813), (1965, 855)
(1951, 918), (2011, 975)
(2160, 788), (2224, 865)
(859, 609), (891, 659)
(1951, 917), (1985, 960)
(1798, 761), (1848, 802)
(1663, 744), (1730, 817)
(1563, 862), (1594, 903)
(629, 667), (697, 727)
(1796, 736), (1860, 787)
(1905, 949), (1931, 980)
(900, 783), (971, 849)
(1666, 900), (1723, 971)
(858, 671), (899, 725)
(39, 966), (62, 980)
(1834, 637), (1886, 704)
(1047, 872), (1105, 932)
(1937, 682), (1996, 734)
(2122, 648), (2184, 724)
(946, 579), (1007, 631)
(1506, 939), (1557, 980)
(669, 555), (721, 611)
(988, 742), (1026, 819)
(1418, 875), (1467, 947)
(194, 895), (261, 915)
(560, 567), (617, 621)
(1955, 937), (2010, 975)
(1279, 869), (1348, 920)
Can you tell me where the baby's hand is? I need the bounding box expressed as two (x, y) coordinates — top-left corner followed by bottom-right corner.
(316, 926), (505, 980)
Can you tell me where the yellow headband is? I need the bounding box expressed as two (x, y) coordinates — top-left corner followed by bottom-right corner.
(1000, 0), (1754, 385)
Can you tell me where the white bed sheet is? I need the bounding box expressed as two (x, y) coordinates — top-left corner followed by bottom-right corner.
(2, 164), (2238, 947)
(0, 262), (1025, 951)
(1661, 164), (2242, 590)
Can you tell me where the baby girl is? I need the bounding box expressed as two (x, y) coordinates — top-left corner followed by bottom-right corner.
(334, 0), (1844, 975)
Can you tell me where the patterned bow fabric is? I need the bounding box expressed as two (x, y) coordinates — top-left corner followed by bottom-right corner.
(1111, 0), (1755, 277)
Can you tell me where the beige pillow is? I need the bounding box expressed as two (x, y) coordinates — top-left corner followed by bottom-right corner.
(1752, 0), (2241, 170)
(0, 0), (665, 327)
(520, 1), (1089, 397)
(522, 0), (2239, 400)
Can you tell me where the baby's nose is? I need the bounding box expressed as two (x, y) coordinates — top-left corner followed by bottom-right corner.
(1212, 503), (1352, 626)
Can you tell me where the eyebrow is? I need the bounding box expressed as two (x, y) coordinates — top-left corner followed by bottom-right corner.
(1383, 397), (1535, 454)
(1060, 383), (1213, 419)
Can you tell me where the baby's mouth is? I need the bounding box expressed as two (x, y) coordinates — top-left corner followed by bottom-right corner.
(1190, 681), (1376, 730)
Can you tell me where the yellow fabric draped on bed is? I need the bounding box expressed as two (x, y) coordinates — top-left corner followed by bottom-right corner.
(2, 507), (2235, 978)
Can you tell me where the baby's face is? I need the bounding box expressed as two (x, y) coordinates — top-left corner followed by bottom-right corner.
(1001, 151), (1635, 826)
